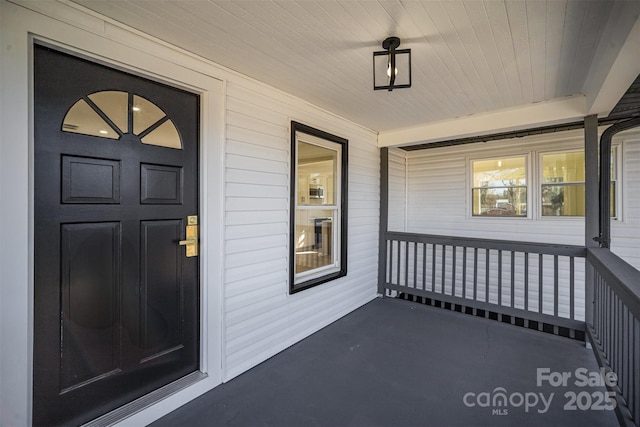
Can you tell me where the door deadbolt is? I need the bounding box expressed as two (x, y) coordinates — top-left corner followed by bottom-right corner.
(179, 215), (198, 257)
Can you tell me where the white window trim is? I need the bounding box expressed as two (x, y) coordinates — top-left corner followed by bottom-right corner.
(537, 148), (585, 220)
(467, 153), (531, 220)
(611, 143), (622, 222)
(535, 145), (622, 220)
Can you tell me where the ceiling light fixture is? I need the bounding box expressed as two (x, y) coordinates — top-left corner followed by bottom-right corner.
(373, 37), (411, 91)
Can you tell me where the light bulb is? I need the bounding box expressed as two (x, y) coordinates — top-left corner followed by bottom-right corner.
(386, 64), (398, 77)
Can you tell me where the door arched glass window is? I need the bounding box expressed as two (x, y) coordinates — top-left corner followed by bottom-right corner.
(62, 90), (182, 149)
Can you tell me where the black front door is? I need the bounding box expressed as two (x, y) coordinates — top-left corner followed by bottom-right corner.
(33, 45), (200, 426)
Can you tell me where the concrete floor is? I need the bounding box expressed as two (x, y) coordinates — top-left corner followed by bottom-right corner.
(151, 297), (618, 427)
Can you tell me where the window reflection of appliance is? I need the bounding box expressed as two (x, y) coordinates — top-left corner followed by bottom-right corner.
(309, 184), (324, 199)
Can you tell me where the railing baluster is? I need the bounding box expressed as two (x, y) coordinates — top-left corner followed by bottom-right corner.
(608, 287), (613, 361)
(600, 274), (604, 346)
(594, 272), (599, 336)
(631, 317), (635, 421)
(473, 248), (478, 301)
(431, 244), (436, 292)
(524, 253), (529, 311)
(498, 249), (502, 306)
(539, 254), (543, 314)
(422, 243), (427, 291)
(510, 251), (515, 308)
(404, 241), (409, 288)
(603, 283), (608, 354)
(396, 241), (402, 287)
(623, 307), (629, 410)
(413, 242), (418, 289)
(388, 240), (394, 285)
(617, 297), (622, 382)
(570, 257), (575, 320)
(554, 255), (559, 318)
(452, 246), (457, 297)
(485, 248), (490, 303)
(462, 247), (467, 299)
(441, 245), (446, 295)
(630, 319), (640, 419)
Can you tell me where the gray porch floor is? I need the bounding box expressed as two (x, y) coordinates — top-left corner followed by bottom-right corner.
(151, 297), (618, 427)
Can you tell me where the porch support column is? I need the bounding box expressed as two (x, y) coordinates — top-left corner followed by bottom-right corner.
(378, 147), (389, 295)
(584, 114), (599, 327)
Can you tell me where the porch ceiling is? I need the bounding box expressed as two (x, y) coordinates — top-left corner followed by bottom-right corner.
(69, 0), (640, 145)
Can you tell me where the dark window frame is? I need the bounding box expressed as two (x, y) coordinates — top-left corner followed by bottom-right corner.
(289, 121), (348, 294)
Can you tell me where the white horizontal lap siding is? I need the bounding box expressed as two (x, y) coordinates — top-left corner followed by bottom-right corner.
(401, 132), (607, 321)
(223, 81), (378, 381)
(611, 135), (640, 270)
(407, 155), (467, 233)
(405, 134), (593, 242)
(388, 148), (407, 231)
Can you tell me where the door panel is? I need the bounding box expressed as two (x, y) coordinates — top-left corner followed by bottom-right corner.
(60, 222), (121, 393)
(34, 45), (200, 426)
(140, 219), (184, 359)
(62, 155), (122, 204)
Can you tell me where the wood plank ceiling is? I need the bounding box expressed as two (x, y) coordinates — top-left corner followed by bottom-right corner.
(71, 0), (637, 134)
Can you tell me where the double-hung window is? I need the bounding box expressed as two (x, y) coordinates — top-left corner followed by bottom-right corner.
(290, 122), (347, 293)
(471, 156), (527, 217)
(541, 148), (618, 217)
(541, 151), (586, 216)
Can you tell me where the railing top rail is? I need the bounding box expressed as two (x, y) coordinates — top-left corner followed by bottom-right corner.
(385, 231), (586, 257)
(587, 247), (640, 319)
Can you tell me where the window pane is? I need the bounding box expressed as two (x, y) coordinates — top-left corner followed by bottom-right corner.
(542, 151), (585, 183)
(611, 182), (616, 218)
(295, 209), (334, 274)
(610, 149), (617, 179)
(62, 99), (119, 139)
(541, 184), (585, 216)
(472, 157), (526, 187)
(140, 119), (182, 149)
(87, 91), (128, 133)
(472, 187), (527, 216)
(297, 141), (337, 206)
(133, 95), (166, 135)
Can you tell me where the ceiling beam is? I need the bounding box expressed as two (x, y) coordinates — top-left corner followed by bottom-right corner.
(378, 95), (586, 148)
(584, 10), (640, 117)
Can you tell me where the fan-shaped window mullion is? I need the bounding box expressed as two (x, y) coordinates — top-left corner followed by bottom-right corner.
(84, 96), (124, 138)
(62, 91), (183, 149)
(138, 116), (169, 139)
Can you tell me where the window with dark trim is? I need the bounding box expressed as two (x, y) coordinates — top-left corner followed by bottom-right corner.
(290, 121), (348, 294)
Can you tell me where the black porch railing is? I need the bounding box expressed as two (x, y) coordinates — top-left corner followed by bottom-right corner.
(586, 247), (640, 427)
(381, 232), (586, 335)
(379, 231), (640, 426)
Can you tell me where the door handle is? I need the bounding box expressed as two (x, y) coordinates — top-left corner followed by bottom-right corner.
(179, 215), (198, 257)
